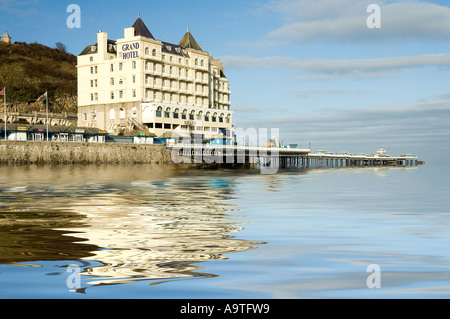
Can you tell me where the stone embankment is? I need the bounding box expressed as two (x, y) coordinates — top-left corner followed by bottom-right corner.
(0, 141), (174, 165)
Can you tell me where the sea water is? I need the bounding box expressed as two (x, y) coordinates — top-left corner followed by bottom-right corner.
(0, 162), (449, 299)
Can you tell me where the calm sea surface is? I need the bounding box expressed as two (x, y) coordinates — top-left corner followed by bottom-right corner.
(0, 162), (449, 299)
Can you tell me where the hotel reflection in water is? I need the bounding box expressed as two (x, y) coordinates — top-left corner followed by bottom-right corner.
(46, 176), (261, 289)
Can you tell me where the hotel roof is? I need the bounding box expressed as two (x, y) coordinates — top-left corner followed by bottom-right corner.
(79, 39), (117, 56)
(132, 16), (154, 39)
(178, 28), (202, 51)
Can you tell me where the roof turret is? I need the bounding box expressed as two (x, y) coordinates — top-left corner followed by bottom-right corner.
(178, 27), (202, 51)
(132, 16), (154, 39)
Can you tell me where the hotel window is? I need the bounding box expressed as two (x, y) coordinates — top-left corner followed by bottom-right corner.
(120, 108), (125, 119)
(90, 67), (94, 74)
(189, 111), (195, 120)
(145, 47), (149, 56)
(182, 110), (187, 120)
(152, 49), (156, 56)
(110, 92), (114, 100)
(94, 93), (98, 101)
(119, 79), (123, 85)
(95, 79), (98, 87)
(90, 56), (93, 62)
(212, 113), (217, 122)
(165, 108), (171, 118)
(195, 58), (198, 66)
(205, 112), (210, 122)
(119, 91), (123, 99)
(132, 75), (136, 84)
(119, 63), (123, 71)
(90, 80), (94, 88)
(95, 66), (98, 74)
(90, 93), (94, 101)
(170, 56), (173, 62)
(109, 108), (115, 120)
(200, 60), (204, 67)
(173, 109), (179, 119)
(132, 61), (136, 69)
(197, 111), (202, 121)
(132, 89), (136, 98)
(83, 113), (87, 121)
(226, 114), (231, 123)
(156, 107), (162, 118)
(110, 64), (114, 72)
(110, 78), (114, 86)
(132, 107), (137, 118)
(145, 61), (149, 70)
(92, 110), (97, 120)
(162, 55), (165, 61)
(219, 114), (224, 123)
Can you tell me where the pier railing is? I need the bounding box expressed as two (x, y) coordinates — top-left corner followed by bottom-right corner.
(168, 144), (423, 169)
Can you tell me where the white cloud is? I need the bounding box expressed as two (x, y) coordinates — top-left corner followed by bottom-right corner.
(234, 96), (450, 154)
(291, 87), (368, 98)
(222, 54), (450, 77)
(264, 0), (450, 43)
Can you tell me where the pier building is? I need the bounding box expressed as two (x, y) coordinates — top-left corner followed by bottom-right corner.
(77, 16), (233, 143)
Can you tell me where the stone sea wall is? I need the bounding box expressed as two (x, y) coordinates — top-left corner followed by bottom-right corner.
(0, 141), (175, 165)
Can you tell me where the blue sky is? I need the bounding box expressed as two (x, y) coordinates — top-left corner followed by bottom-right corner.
(1, 0), (450, 162)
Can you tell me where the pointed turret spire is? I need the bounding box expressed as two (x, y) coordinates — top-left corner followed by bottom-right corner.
(179, 27), (202, 51)
(132, 15), (154, 39)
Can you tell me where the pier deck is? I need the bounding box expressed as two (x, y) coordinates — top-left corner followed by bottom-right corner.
(169, 144), (423, 169)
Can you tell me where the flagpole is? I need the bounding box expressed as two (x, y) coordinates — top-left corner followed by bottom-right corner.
(46, 91), (49, 141)
(3, 88), (6, 141)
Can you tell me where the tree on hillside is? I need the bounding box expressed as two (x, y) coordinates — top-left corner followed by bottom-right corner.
(55, 42), (67, 53)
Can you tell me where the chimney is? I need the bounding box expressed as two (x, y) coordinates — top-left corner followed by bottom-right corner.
(97, 31), (108, 59)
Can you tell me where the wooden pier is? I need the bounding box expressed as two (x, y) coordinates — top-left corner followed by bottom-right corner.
(169, 145), (423, 169)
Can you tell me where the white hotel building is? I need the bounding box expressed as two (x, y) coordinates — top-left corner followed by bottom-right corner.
(77, 16), (232, 141)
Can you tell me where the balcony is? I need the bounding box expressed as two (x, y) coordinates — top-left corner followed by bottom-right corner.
(196, 91), (208, 97)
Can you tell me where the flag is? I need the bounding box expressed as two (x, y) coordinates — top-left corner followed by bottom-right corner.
(0, 88), (4, 96)
(37, 92), (47, 103)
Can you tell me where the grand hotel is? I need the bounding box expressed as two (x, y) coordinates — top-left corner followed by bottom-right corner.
(77, 16), (232, 140)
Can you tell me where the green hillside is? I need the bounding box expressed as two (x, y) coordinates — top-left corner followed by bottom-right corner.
(0, 41), (77, 113)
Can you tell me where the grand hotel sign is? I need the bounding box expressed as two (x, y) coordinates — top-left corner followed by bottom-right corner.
(120, 42), (140, 60)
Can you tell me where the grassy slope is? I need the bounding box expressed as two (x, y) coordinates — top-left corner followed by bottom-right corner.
(0, 42), (77, 113)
